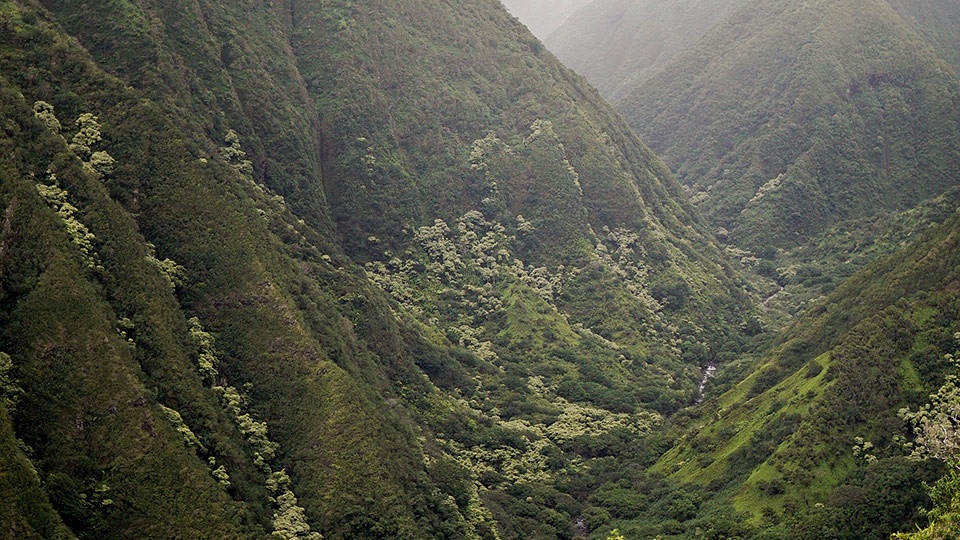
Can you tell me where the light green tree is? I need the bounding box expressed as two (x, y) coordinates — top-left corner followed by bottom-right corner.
(852, 436), (877, 466)
(894, 334), (960, 539)
(89, 150), (116, 177)
(208, 457), (231, 488)
(70, 113), (103, 159)
(0, 352), (24, 410)
(32, 101), (61, 133)
(189, 317), (219, 382)
(36, 174), (102, 270)
(606, 529), (626, 540)
(220, 129), (254, 175)
(901, 336), (960, 463)
(159, 404), (206, 452)
(268, 470), (322, 539)
(58, 112), (117, 178)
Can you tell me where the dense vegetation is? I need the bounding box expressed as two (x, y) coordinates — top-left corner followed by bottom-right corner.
(2, 0), (958, 538)
(886, 0), (960, 72)
(529, 0), (960, 537)
(615, 0), (960, 254)
(626, 209), (960, 538)
(0, 0), (755, 537)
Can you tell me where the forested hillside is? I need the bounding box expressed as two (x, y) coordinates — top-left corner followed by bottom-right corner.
(886, 0), (960, 71)
(616, 0), (960, 253)
(510, 0), (960, 537)
(0, 0), (757, 538)
(4, 0), (959, 537)
(635, 208), (960, 539)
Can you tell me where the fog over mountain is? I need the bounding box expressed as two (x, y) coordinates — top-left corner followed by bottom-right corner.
(499, 0), (592, 39)
(545, 0), (748, 101)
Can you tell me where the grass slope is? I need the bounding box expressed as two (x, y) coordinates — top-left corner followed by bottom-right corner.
(648, 209), (960, 538)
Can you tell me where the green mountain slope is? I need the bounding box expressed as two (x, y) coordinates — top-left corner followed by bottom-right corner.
(756, 186), (960, 327)
(3, 0), (958, 537)
(593, 208), (960, 538)
(545, 0), (748, 102)
(539, 0), (960, 536)
(886, 0), (960, 72)
(0, 0), (759, 537)
(0, 2), (496, 538)
(0, 28), (263, 539)
(289, 0), (756, 388)
(617, 0), (960, 253)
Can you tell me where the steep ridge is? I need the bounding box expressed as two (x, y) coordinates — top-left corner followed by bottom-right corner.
(0, 16), (265, 536)
(661, 209), (960, 538)
(886, 0), (960, 72)
(284, 0), (756, 400)
(545, 0), (748, 102)
(581, 208), (960, 538)
(616, 0), (960, 253)
(0, 0), (757, 538)
(2, 2), (499, 538)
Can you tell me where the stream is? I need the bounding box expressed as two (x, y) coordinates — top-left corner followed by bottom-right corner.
(762, 286), (785, 312)
(696, 363), (718, 403)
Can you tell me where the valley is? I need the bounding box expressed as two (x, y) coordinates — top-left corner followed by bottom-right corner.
(0, 0), (957, 538)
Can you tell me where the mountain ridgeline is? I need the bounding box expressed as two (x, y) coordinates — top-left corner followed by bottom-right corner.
(613, 0), (960, 252)
(531, 0), (960, 536)
(2, 0), (959, 538)
(0, 0), (756, 538)
(499, 0), (593, 40)
(545, 0), (749, 102)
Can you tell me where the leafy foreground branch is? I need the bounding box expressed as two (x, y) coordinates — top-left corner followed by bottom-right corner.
(895, 334), (960, 539)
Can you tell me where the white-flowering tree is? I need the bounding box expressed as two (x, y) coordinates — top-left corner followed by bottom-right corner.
(33, 101), (61, 133)
(894, 333), (960, 539)
(901, 334), (960, 466)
